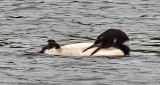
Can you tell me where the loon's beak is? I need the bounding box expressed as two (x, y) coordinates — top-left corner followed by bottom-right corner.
(83, 41), (102, 56)
(83, 44), (95, 52)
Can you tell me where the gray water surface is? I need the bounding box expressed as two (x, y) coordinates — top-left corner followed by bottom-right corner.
(0, 0), (160, 85)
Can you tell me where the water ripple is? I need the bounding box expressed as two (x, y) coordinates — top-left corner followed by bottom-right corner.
(0, 0), (160, 85)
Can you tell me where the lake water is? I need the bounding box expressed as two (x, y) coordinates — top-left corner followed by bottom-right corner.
(0, 0), (160, 85)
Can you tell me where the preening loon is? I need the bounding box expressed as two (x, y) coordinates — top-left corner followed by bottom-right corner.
(39, 29), (130, 57)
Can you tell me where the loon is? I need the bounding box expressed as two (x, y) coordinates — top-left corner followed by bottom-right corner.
(39, 29), (130, 57)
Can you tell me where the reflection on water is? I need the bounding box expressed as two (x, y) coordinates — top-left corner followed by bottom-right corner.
(0, 0), (160, 85)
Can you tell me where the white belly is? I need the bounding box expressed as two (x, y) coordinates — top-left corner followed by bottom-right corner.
(44, 43), (124, 57)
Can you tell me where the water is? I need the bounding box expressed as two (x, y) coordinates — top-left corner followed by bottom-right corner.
(0, 0), (160, 85)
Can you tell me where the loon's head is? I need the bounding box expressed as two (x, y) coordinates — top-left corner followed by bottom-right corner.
(83, 29), (130, 56)
(39, 39), (60, 53)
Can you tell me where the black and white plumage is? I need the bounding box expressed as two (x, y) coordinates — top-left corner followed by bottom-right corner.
(83, 29), (130, 56)
(40, 29), (130, 57)
(39, 39), (60, 53)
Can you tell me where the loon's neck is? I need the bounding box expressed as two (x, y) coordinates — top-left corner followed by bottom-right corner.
(116, 44), (130, 55)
